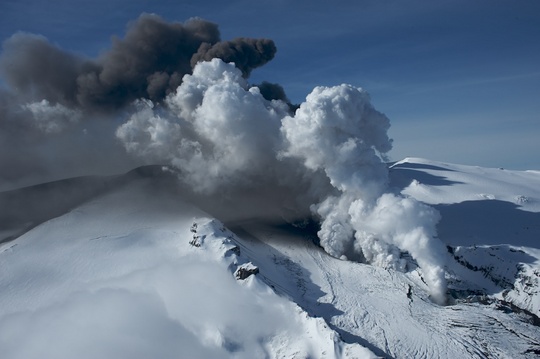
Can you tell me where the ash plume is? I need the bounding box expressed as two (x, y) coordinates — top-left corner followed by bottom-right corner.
(0, 14), (285, 187)
(0, 14), (448, 303)
(0, 14), (276, 111)
(0, 33), (85, 106)
(256, 81), (298, 112)
(76, 15), (221, 108)
(190, 38), (276, 77)
(255, 81), (290, 103)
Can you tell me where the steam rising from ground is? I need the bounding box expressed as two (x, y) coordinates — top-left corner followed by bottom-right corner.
(280, 85), (447, 303)
(0, 15), (447, 302)
(116, 60), (447, 302)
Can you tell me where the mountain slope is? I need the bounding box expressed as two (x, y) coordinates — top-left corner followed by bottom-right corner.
(390, 158), (540, 315)
(0, 171), (372, 359)
(1, 158), (540, 358)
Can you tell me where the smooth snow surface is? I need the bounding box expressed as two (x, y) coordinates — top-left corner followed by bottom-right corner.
(0, 174), (372, 359)
(391, 157), (540, 316)
(1, 158), (540, 358)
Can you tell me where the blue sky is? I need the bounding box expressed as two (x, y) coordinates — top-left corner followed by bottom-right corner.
(1, 0), (539, 169)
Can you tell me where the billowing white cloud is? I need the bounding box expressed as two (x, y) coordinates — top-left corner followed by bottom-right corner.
(116, 99), (191, 163)
(280, 84), (392, 198)
(118, 59), (448, 302)
(350, 194), (446, 304)
(118, 59), (291, 193)
(280, 83), (447, 303)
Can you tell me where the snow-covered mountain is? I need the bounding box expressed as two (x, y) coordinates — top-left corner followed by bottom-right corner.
(1, 158), (539, 358)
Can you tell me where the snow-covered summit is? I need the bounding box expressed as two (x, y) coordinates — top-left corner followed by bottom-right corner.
(391, 157), (540, 213)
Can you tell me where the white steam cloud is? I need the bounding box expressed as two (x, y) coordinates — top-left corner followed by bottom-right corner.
(115, 59), (448, 303)
(279, 85), (447, 304)
(118, 60), (290, 193)
(281, 85), (391, 199)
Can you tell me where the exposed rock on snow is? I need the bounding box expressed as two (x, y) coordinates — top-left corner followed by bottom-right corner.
(390, 157), (540, 317)
(235, 262), (259, 280)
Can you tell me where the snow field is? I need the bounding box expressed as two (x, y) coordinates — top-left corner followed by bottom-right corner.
(0, 178), (372, 359)
(1, 157), (540, 358)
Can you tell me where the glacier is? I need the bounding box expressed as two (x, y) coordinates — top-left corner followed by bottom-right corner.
(1, 158), (540, 358)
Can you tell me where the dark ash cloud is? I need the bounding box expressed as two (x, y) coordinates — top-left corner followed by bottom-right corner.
(256, 81), (290, 102)
(255, 81), (299, 112)
(0, 14), (279, 112)
(0, 33), (85, 106)
(0, 14), (286, 189)
(191, 38), (277, 78)
(0, 14), (222, 110)
(76, 15), (221, 109)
